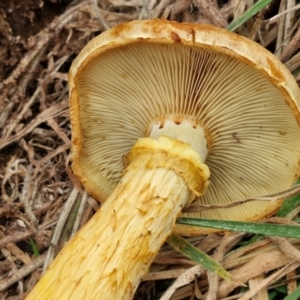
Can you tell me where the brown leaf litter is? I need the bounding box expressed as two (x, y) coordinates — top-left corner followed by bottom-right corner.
(0, 0), (300, 299)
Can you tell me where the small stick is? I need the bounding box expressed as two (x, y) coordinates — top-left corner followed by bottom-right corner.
(91, 0), (109, 30)
(0, 253), (47, 292)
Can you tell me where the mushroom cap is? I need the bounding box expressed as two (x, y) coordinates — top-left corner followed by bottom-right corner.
(69, 19), (300, 235)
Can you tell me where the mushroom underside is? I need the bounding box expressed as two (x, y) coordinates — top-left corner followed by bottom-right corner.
(74, 42), (300, 227)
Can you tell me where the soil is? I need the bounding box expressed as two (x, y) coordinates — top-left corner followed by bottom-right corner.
(0, 0), (71, 81)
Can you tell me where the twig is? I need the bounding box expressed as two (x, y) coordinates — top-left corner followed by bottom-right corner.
(42, 187), (79, 273)
(184, 184), (300, 212)
(275, 0), (288, 57)
(1, 248), (23, 293)
(71, 191), (88, 237)
(143, 269), (188, 281)
(91, 0), (109, 30)
(0, 253), (47, 292)
(21, 165), (38, 229)
(267, 236), (300, 261)
(0, 101), (14, 129)
(40, 78), (70, 145)
(248, 275), (268, 300)
(34, 144), (70, 178)
(284, 49), (300, 71)
(218, 250), (296, 298)
(206, 232), (244, 300)
(193, 0), (227, 27)
(265, 3), (300, 25)
(0, 232), (36, 249)
(0, 99), (69, 151)
(239, 261), (300, 300)
(159, 265), (204, 300)
(280, 25), (300, 61)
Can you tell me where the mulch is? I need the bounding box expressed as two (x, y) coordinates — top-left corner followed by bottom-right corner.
(0, 1), (300, 299)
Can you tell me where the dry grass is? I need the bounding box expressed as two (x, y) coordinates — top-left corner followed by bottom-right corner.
(0, 0), (300, 299)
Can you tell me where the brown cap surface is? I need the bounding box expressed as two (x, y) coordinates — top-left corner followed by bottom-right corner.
(69, 19), (300, 235)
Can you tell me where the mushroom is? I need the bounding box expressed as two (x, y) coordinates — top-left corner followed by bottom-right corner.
(26, 19), (300, 299)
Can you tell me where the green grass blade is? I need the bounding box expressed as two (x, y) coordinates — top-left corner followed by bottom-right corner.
(167, 233), (232, 281)
(227, 0), (272, 31)
(283, 284), (300, 300)
(277, 179), (300, 217)
(29, 238), (40, 257)
(176, 219), (300, 239)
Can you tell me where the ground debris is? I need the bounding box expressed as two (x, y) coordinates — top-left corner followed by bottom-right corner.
(0, 1), (299, 299)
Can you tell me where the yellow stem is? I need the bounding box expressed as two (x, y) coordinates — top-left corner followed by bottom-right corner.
(26, 137), (209, 299)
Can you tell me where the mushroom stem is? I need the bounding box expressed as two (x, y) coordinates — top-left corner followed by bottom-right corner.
(25, 136), (209, 299)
